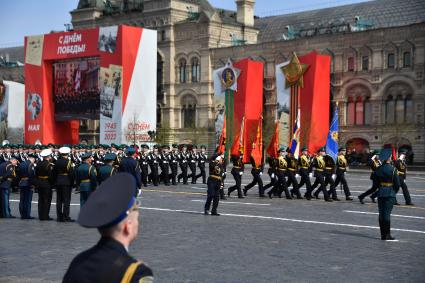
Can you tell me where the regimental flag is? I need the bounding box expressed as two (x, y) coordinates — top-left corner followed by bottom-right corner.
(266, 120), (279, 158)
(326, 105), (339, 161)
(251, 117), (263, 166)
(231, 116), (245, 157)
(289, 109), (301, 159)
(217, 117), (226, 154)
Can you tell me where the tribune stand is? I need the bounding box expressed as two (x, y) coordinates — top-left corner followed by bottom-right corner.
(24, 25), (157, 145)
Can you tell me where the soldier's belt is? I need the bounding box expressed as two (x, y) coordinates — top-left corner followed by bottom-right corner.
(315, 169), (324, 172)
(59, 173), (69, 176)
(301, 167), (309, 169)
(80, 179), (90, 183)
(397, 171), (405, 175)
(7, 178), (13, 181)
(380, 182), (393, 187)
(325, 167), (333, 170)
(277, 168), (287, 172)
(288, 168), (296, 171)
(210, 175), (222, 181)
(233, 166), (241, 169)
(21, 177), (29, 180)
(38, 176), (49, 179)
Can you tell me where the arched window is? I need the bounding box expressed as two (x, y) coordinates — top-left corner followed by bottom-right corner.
(405, 95), (413, 123)
(395, 95), (404, 124)
(385, 95), (395, 124)
(347, 97), (355, 125)
(403, 52), (411, 67)
(181, 95), (196, 128)
(387, 53), (395, 69)
(361, 56), (369, 71)
(347, 57), (355, 72)
(191, 58), (200, 83)
(364, 97), (372, 125)
(179, 59), (187, 83)
(355, 96), (364, 125)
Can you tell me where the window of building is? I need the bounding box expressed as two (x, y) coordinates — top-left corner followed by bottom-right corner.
(191, 58), (200, 83)
(179, 59), (187, 83)
(395, 95), (405, 124)
(355, 96), (364, 125)
(347, 57), (355, 72)
(364, 97), (372, 125)
(387, 53), (395, 69)
(405, 95), (414, 123)
(362, 56), (369, 71)
(181, 95), (197, 128)
(403, 52), (411, 67)
(385, 95), (395, 124)
(347, 97), (355, 125)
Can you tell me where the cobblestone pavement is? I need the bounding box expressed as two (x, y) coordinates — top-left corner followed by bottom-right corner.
(1, 173), (424, 282)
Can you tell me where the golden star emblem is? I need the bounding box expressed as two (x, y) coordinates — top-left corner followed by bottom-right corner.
(281, 53), (309, 88)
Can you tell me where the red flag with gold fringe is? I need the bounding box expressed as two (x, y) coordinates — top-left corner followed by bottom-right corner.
(217, 118), (226, 154)
(251, 117), (263, 166)
(231, 116), (245, 157)
(266, 120), (279, 158)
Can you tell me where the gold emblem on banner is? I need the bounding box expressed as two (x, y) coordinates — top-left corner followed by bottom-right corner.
(220, 68), (236, 89)
(281, 52), (309, 89)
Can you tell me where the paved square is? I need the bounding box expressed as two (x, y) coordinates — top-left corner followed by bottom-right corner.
(1, 172), (424, 282)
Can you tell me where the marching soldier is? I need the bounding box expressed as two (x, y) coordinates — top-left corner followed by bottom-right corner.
(298, 147), (313, 200)
(188, 145), (198, 184)
(63, 174), (154, 282)
(147, 145), (160, 186)
(394, 149), (413, 205)
(286, 148), (302, 199)
(178, 145), (189, 184)
(268, 147), (291, 199)
(139, 144), (149, 187)
(169, 144), (179, 185)
(227, 148), (245, 198)
(53, 146), (75, 222)
(358, 150), (381, 204)
(98, 153), (117, 184)
(196, 145), (207, 184)
(334, 147), (353, 201)
(324, 151), (340, 201)
(263, 156), (278, 195)
(375, 148), (400, 241)
(17, 153), (36, 219)
(0, 155), (18, 218)
(243, 156), (265, 197)
(312, 147), (331, 202)
(35, 149), (55, 220)
(75, 152), (97, 206)
(204, 153), (225, 215)
(119, 147), (142, 193)
(159, 145), (170, 186)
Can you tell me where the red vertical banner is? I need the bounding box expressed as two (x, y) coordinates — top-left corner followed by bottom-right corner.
(233, 58), (264, 163)
(299, 51), (331, 154)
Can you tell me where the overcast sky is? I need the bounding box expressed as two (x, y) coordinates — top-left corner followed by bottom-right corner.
(0, 0), (371, 47)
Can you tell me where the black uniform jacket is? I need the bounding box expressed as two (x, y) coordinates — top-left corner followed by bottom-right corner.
(63, 237), (153, 283)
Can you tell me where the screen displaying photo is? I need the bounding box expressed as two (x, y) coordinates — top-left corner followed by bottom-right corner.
(53, 57), (100, 120)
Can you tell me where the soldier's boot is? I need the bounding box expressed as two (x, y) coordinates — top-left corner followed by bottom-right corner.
(384, 220), (396, 241)
(379, 219), (385, 240)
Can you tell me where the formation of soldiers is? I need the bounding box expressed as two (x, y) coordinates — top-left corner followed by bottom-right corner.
(0, 142), (208, 220)
(0, 141), (413, 220)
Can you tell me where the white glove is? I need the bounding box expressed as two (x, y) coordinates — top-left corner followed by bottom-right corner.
(239, 172), (243, 176)
(295, 174), (300, 178)
(309, 173), (313, 178)
(137, 189), (142, 197)
(332, 174), (336, 180)
(259, 172), (263, 176)
(271, 173), (275, 179)
(371, 155), (377, 160)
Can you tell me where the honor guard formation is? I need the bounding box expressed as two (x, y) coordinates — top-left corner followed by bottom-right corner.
(0, 141), (414, 242)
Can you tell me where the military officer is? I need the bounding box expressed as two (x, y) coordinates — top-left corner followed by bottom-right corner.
(0, 155), (18, 218)
(204, 153), (225, 216)
(263, 156), (278, 194)
(17, 153), (36, 219)
(195, 145), (207, 184)
(169, 144), (179, 185)
(312, 147), (331, 202)
(177, 145), (189, 184)
(298, 147), (313, 200)
(63, 173), (154, 282)
(286, 148), (302, 199)
(394, 149), (413, 205)
(53, 146), (75, 222)
(75, 152), (98, 206)
(334, 147), (353, 201)
(35, 149), (55, 220)
(358, 150), (381, 204)
(323, 151), (340, 201)
(159, 145), (170, 186)
(120, 147), (142, 195)
(139, 145), (149, 187)
(227, 148), (245, 198)
(268, 147), (291, 199)
(375, 148), (400, 241)
(98, 153), (117, 184)
(243, 156), (265, 197)
(147, 145), (160, 186)
(188, 145), (198, 184)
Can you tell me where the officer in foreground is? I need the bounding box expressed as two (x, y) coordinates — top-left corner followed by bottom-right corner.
(204, 153), (225, 216)
(63, 173), (154, 282)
